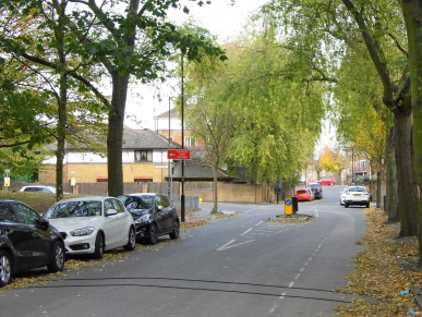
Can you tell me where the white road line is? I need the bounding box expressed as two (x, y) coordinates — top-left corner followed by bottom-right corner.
(279, 292), (286, 299)
(241, 227), (253, 236)
(288, 281), (295, 288)
(304, 261), (309, 267)
(294, 273), (301, 280)
(216, 239), (236, 251)
(308, 256), (313, 262)
(255, 220), (264, 226)
(299, 267), (305, 273)
(216, 239), (256, 251)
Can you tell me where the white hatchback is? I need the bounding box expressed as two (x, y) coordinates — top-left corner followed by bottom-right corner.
(46, 197), (136, 258)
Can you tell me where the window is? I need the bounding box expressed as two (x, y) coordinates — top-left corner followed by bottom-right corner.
(46, 201), (102, 218)
(160, 195), (169, 208)
(96, 178), (108, 183)
(13, 203), (40, 225)
(104, 199), (114, 212)
(134, 150), (152, 162)
(184, 136), (196, 148)
(111, 199), (125, 213)
(0, 204), (17, 223)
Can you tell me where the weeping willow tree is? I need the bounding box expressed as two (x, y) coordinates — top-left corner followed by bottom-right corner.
(185, 22), (326, 211)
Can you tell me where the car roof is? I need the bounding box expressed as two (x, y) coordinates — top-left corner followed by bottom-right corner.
(22, 185), (54, 189)
(55, 196), (111, 203)
(309, 182), (320, 185)
(127, 193), (158, 197)
(0, 199), (22, 203)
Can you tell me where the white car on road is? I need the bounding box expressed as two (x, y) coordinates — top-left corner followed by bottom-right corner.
(20, 185), (56, 194)
(342, 186), (370, 208)
(46, 197), (136, 258)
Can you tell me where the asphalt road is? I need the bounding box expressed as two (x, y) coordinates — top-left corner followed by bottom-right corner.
(0, 186), (365, 317)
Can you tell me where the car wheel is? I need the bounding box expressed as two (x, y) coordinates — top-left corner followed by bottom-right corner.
(169, 220), (180, 240)
(0, 251), (12, 287)
(345, 204), (349, 208)
(93, 232), (105, 259)
(148, 224), (158, 245)
(48, 240), (65, 273)
(124, 227), (136, 251)
(366, 203), (370, 208)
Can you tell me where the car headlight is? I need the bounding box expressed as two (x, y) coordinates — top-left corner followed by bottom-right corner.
(135, 214), (152, 224)
(70, 226), (95, 237)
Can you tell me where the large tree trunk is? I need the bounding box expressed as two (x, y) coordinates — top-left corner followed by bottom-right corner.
(401, 0), (422, 263)
(385, 127), (399, 222)
(211, 164), (219, 214)
(394, 108), (418, 236)
(107, 74), (129, 197)
(376, 170), (382, 208)
(55, 0), (67, 202)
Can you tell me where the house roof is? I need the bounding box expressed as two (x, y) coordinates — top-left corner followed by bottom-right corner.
(168, 159), (234, 182)
(155, 108), (179, 119)
(122, 128), (180, 149)
(47, 128), (180, 152)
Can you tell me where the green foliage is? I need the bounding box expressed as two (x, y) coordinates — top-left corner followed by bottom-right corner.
(185, 22), (325, 184)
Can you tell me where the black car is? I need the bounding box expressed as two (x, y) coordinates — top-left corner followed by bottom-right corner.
(118, 194), (180, 245)
(308, 182), (323, 199)
(0, 200), (65, 287)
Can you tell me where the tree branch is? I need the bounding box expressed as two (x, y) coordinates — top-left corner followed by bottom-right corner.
(388, 32), (408, 57)
(341, 0), (395, 108)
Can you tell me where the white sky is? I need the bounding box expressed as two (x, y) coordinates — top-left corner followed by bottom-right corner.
(123, 0), (336, 154)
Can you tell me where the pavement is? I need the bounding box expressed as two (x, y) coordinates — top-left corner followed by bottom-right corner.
(0, 186), (365, 317)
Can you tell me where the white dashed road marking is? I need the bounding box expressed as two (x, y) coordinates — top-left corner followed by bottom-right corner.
(241, 227), (253, 236)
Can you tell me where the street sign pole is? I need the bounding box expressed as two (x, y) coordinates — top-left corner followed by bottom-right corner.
(180, 53), (185, 223)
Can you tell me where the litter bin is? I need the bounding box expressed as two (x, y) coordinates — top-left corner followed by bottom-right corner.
(284, 199), (293, 216)
(292, 196), (298, 214)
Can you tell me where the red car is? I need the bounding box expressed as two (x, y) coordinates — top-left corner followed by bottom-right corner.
(318, 178), (336, 186)
(295, 189), (314, 201)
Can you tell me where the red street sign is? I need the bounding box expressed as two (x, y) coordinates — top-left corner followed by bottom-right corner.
(167, 148), (191, 160)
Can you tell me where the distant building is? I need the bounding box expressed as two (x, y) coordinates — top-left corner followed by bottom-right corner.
(39, 128), (179, 184)
(154, 108), (201, 149)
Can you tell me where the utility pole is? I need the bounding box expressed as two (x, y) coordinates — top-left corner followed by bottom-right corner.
(180, 53), (186, 223)
(168, 96), (172, 206)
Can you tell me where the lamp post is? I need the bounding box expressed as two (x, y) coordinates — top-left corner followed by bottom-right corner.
(180, 52), (186, 223)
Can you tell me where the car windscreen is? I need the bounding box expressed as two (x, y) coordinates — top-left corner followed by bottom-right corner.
(309, 184), (320, 189)
(130, 195), (154, 209)
(348, 187), (366, 192)
(297, 190), (307, 194)
(46, 200), (102, 218)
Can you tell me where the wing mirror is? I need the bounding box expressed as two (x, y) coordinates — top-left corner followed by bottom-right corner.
(156, 205), (164, 212)
(105, 209), (118, 217)
(36, 217), (50, 230)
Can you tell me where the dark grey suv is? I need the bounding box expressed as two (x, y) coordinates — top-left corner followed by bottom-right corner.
(309, 183), (323, 199)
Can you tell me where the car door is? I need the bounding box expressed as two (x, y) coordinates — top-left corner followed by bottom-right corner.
(110, 198), (130, 246)
(159, 195), (173, 231)
(11, 202), (50, 268)
(102, 199), (120, 249)
(154, 196), (168, 233)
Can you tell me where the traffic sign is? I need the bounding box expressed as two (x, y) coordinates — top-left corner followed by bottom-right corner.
(167, 149), (191, 160)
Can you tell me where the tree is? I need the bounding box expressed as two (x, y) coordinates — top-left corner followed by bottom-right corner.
(65, 0), (224, 197)
(186, 55), (235, 214)
(266, 0), (418, 237)
(400, 0), (422, 263)
(318, 146), (345, 177)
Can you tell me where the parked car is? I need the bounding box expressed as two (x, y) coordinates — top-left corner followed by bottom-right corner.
(0, 200), (65, 287)
(318, 178), (336, 186)
(340, 187), (349, 206)
(342, 186), (370, 208)
(308, 182), (323, 199)
(118, 193), (180, 245)
(19, 185), (56, 194)
(45, 197), (136, 259)
(295, 188), (314, 202)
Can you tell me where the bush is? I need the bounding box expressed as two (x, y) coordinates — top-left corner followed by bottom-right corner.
(0, 192), (75, 214)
